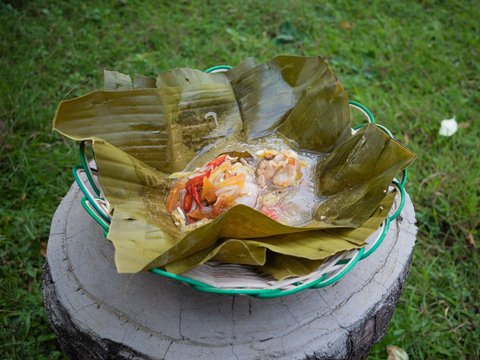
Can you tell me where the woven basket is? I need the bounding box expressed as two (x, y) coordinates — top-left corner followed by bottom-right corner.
(72, 66), (408, 298)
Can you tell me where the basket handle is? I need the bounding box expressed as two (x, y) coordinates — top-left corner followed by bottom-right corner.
(349, 102), (408, 186)
(73, 165), (111, 224)
(205, 65), (232, 73)
(359, 180), (406, 260)
(79, 141), (101, 196)
(81, 197), (110, 234)
(345, 101), (409, 261)
(349, 100), (375, 124)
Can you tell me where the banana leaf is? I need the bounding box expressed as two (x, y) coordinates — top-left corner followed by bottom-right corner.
(53, 55), (416, 276)
(260, 254), (325, 281)
(104, 70), (156, 90)
(103, 70), (133, 90)
(164, 191), (394, 277)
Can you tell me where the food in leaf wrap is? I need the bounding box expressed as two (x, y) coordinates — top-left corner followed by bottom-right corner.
(53, 55), (416, 279)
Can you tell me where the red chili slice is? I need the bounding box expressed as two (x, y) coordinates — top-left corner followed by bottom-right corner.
(183, 192), (193, 213)
(187, 175), (204, 188)
(186, 169), (211, 187)
(186, 182), (203, 210)
(182, 155), (226, 216)
(206, 154), (227, 169)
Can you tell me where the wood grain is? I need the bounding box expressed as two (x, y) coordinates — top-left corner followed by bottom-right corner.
(43, 183), (417, 360)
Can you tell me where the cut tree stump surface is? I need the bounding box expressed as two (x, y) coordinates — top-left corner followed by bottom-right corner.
(43, 184), (417, 360)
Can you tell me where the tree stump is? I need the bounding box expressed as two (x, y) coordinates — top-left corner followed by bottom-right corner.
(42, 183), (417, 360)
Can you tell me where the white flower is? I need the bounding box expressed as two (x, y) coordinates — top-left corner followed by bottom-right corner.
(439, 117), (458, 137)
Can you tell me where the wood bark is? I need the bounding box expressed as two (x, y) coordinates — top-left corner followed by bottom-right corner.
(43, 184), (417, 360)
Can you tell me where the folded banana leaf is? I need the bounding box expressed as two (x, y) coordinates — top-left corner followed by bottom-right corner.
(260, 254), (326, 281)
(53, 55), (416, 277)
(164, 192), (395, 278)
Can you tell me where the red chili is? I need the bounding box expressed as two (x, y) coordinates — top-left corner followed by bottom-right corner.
(186, 169), (211, 188)
(183, 155), (225, 214)
(206, 154), (227, 169)
(187, 175), (204, 188)
(186, 182), (202, 210)
(183, 192), (193, 212)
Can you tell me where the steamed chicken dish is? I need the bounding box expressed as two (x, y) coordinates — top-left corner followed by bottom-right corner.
(166, 147), (321, 228)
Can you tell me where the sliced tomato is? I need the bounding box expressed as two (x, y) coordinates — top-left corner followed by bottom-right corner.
(184, 169), (213, 210)
(187, 208), (211, 220)
(166, 180), (186, 214)
(176, 155), (230, 217)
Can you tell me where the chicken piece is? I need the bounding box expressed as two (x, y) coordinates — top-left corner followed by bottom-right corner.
(255, 149), (303, 188)
(272, 163), (298, 187)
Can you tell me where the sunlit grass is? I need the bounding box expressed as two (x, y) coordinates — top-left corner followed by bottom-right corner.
(1, 0), (478, 358)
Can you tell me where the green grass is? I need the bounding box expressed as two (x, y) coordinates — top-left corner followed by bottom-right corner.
(1, 0), (479, 358)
